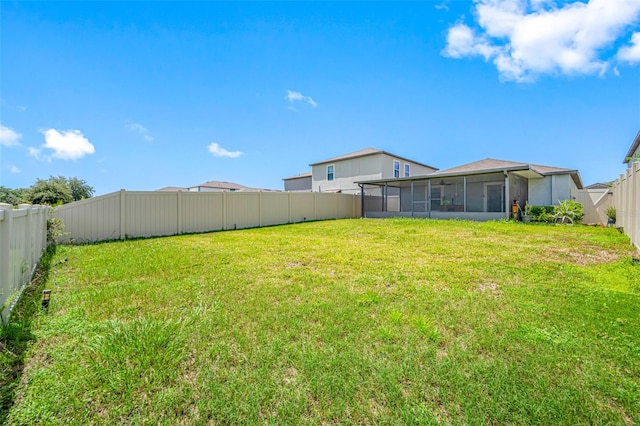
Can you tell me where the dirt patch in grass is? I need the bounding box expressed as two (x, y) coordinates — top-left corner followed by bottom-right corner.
(551, 247), (625, 266)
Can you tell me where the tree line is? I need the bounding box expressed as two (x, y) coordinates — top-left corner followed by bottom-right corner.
(0, 176), (94, 206)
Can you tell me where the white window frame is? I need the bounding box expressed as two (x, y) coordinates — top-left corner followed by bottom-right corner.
(393, 161), (400, 178)
(404, 163), (410, 177)
(327, 164), (335, 181)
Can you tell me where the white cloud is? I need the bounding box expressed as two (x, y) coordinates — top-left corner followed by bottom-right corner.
(10, 165), (21, 173)
(0, 125), (22, 147)
(33, 129), (96, 161)
(443, 0), (640, 82)
(618, 32), (640, 63)
(286, 90), (318, 108)
(207, 142), (243, 158)
(127, 121), (154, 141)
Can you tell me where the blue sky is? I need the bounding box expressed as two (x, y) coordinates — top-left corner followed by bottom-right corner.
(1, 1), (639, 195)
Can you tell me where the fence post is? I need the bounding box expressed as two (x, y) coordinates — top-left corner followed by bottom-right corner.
(288, 192), (292, 223)
(259, 192), (263, 227)
(119, 189), (126, 240)
(222, 191), (227, 230)
(0, 204), (13, 320)
(18, 204), (33, 283)
(177, 190), (183, 235)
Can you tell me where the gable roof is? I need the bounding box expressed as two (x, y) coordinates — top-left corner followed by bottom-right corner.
(309, 148), (437, 170)
(431, 158), (574, 176)
(357, 158), (583, 189)
(624, 130), (640, 163)
(283, 171), (312, 181)
(190, 181), (248, 191)
(156, 186), (187, 192)
(429, 158), (583, 188)
(585, 182), (612, 190)
(188, 181), (278, 192)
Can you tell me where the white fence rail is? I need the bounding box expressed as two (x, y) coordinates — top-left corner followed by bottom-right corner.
(0, 204), (49, 320)
(613, 162), (640, 251)
(52, 190), (360, 243)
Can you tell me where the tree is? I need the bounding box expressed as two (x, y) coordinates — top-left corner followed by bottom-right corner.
(26, 177), (73, 206)
(24, 176), (94, 206)
(67, 177), (94, 201)
(0, 186), (27, 205)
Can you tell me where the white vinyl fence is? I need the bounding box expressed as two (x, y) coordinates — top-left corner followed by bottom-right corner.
(52, 190), (361, 243)
(613, 162), (640, 251)
(0, 204), (49, 320)
(571, 188), (613, 225)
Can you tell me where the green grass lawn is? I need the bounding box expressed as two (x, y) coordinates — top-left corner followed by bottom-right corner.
(2, 218), (639, 424)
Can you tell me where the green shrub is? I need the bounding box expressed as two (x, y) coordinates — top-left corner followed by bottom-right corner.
(552, 200), (584, 225)
(606, 206), (616, 221)
(528, 205), (555, 222)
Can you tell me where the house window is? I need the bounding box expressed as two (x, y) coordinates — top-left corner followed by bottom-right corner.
(404, 163), (410, 177)
(394, 161), (400, 178)
(327, 165), (334, 181)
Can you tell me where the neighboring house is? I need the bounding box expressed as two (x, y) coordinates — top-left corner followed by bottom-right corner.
(283, 171), (312, 192)
(624, 130), (640, 166)
(188, 180), (278, 192)
(309, 148), (438, 194)
(358, 158), (583, 221)
(156, 186), (188, 192)
(584, 182), (612, 190)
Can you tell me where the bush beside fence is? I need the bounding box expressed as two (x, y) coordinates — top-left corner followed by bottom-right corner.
(0, 203), (49, 320)
(52, 190), (360, 244)
(613, 162), (640, 251)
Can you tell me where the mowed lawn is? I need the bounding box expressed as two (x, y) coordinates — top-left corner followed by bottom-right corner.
(5, 218), (640, 424)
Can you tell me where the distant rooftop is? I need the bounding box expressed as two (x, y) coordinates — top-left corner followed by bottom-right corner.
(283, 171), (312, 181)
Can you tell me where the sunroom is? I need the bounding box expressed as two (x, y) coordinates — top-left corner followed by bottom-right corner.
(356, 159), (582, 221)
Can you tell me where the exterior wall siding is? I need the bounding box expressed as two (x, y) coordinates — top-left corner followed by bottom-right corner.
(312, 154), (383, 193)
(311, 154), (437, 194)
(52, 190), (359, 243)
(284, 176), (312, 191)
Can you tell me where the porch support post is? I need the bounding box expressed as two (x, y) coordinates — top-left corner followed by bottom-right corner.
(463, 176), (467, 213)
(384, 183), (388, 212)
(427, 179), (432, 218)
(504, 172), (510, 219)
(410, 181), (414, 217)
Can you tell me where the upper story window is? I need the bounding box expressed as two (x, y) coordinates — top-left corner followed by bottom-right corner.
(393, 161), (400, 178)
(404, 163), (410, 177)
(327, 164), (335, 181)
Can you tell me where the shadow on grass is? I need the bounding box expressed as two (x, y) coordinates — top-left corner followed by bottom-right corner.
(0, 244), (56, 424)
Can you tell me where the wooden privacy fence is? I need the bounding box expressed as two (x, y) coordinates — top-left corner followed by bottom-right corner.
(613, 162), (640, 251)
(52, 190), (361, 243)
(0, 204), (49, 320)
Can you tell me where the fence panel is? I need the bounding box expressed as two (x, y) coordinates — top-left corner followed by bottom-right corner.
(0, 204), (49, 320)
(126, 192), (178, 238)
(613, 162), (639, 251)
(181, 192), (224, 233)
(261, 192), (291, 227)
(53, 192), (121, 242)
(290, 193), (317, 223)
(53, 191), (359, 243)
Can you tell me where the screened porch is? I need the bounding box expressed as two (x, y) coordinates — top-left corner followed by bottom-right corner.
(358, 171), (530, 221)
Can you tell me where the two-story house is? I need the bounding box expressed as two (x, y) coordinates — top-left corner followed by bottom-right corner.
(291, 148), (437, 194)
